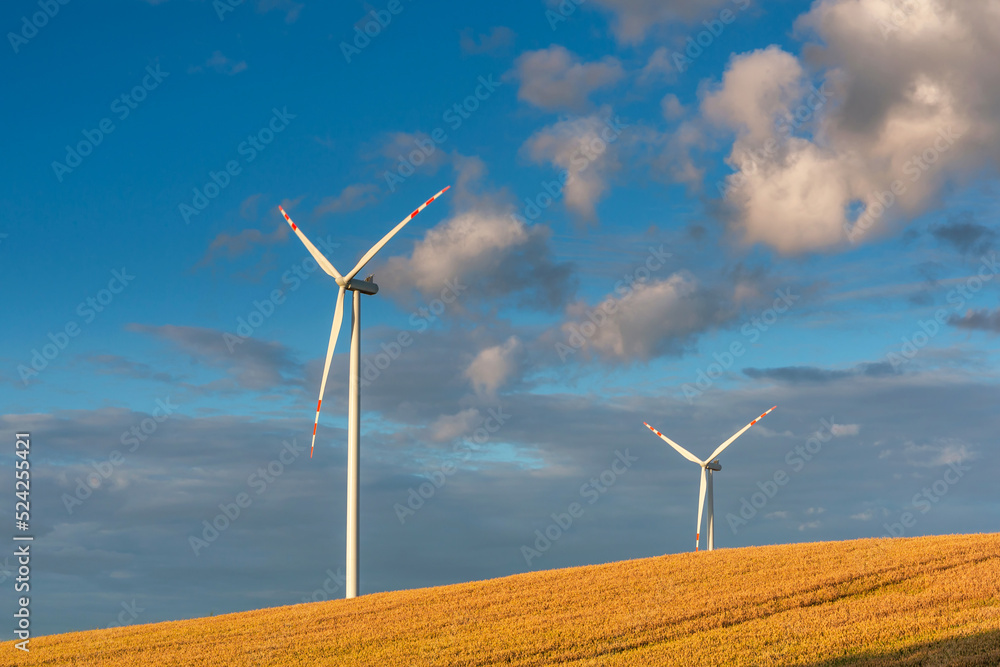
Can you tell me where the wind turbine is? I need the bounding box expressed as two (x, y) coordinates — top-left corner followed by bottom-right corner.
(278, 185), (450, 598)
(643, 406), (776, 552)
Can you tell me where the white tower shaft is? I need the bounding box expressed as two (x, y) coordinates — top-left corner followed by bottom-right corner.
(345, 290), (361, 599)
(707, 469), (714, 551)
(280, 186), (451, 599)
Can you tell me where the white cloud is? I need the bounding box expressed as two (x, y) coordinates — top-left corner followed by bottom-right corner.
(692, 1), (1000, 254)
(379, 200), (573, 309)
(384, 209), (526, 294)
(831, 423), (860, 436)
(126, 324), (300, 391)
(428, 408), (482, 442)
(582, 0), (731, 44)
(509, 46), (623, 112)
(639, 47), (675, 85)
(850, 510), (874, 521)
(279, 195), (304, 213)
(522, 110), (626, 220)
(194, 226), (287, 270)
(660, 93), (685, 121)
(558, 273), (733, 362)
(464, 337), (522, 397)
(190, 51), (247, 76)
(702, 46), (805, 146)
(902, 439), (974, 468)
(257, 0), (303, 23)
(755, 426), (794, 438)
(459, 26), (515, 55)
(239, 194), (263, 221)
(377, 131), (450, 176)
(314, 183), (379, 216)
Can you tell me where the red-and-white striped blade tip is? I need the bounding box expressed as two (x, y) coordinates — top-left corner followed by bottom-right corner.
(277, 205), (297, 230)
(309, 400), (323, 458)
(750, 406), (778, 425)
(643, 422), (660, 436)
(411, 186), (451, 219)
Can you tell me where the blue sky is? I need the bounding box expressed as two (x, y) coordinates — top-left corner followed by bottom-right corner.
(2, 0), (999, 636)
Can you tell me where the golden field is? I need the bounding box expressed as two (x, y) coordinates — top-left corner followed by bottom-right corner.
(4, 533), (999, 666)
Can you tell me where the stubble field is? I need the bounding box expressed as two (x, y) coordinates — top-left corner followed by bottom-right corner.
(3, 533), (999, 666)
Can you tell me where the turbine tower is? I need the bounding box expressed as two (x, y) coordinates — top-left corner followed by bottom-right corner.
(643, 406), (776, 551)
(279, 185), (450, 598)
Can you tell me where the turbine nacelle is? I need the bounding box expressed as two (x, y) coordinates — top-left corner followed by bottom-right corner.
(706, 460), (721, 471)
(345, 278), (379, 295)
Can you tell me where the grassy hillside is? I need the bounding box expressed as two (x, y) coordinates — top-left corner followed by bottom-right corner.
(4, 533), (1000, 666)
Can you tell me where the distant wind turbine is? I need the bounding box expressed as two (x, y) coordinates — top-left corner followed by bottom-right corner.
(644, 406), (776, 551)
(279, 185), (450, 598)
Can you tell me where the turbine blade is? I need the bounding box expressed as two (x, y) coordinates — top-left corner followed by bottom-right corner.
(696, 467), (707, 552)
(310, 286), (347, 458)
(643, 422), (703, 465)
(344, 185), (450, 282)
(706, 405), (778, 463)
(279, 206), (343, 282)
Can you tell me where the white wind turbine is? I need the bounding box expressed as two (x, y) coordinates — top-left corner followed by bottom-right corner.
(278, 185), (450, 598)
(643, 406), (776, 552)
